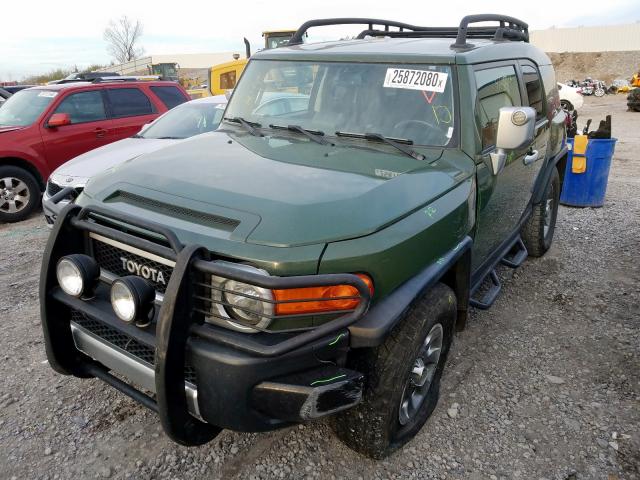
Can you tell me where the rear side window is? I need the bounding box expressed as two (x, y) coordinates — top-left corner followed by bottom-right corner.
(150, 86), (188, 109)
(106, 88), (153, 117)
(522, 64), (544, 119)
(53, 91), (107, 124)
(220, 71), (237, 90)
(474, 65), (521, 150)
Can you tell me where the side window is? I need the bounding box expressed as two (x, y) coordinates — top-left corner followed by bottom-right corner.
(150, 86), (188, 109)
(287, 97), (310, 114)
(53, 91), (107, 124)
(106, 88), (154, 117)
(219, 71), (237, 90)
(474, 65), (521, 150)
(522, 64), (544, 119)
(254, 98), (288, 116)
(540, 65), (560, 116)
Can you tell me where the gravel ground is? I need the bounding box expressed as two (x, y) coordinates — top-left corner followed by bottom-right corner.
(0, 94), (638, 479)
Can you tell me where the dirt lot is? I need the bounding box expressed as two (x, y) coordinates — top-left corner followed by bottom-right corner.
(549, 51), (638, 84)
(0, 94), (638, 479)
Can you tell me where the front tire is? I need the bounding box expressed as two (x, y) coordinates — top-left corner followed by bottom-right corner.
(332, 283), (456, 459)
(522, 166), (560, 257)
(0, 166), (41, 223)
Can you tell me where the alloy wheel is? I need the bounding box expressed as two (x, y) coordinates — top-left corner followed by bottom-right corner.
(0, 177), (30, 214)
(398, 323), (443, 425)
(543, 181), (556, 238)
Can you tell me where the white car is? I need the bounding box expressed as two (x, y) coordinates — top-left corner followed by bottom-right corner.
(557, 82), (584, 112)
(43, 95), (227, 223)
(0, 88), (11, 106)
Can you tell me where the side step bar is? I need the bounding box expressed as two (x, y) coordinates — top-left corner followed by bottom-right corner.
(500, 238), (528, 268)
(470, 269), (501, 310)
(470, 236), (528, 310)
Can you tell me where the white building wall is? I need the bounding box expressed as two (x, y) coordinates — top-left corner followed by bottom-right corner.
(99, 52), (240, 75)
(530, 23), (640, 52)
(151, 52), (239, 69)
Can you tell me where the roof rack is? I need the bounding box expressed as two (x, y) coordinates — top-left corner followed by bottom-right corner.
(91, 75), (161, 84)
(452, 14), (528, 47)
(288, 18), (430, 45)
(287, 15), (528, 49)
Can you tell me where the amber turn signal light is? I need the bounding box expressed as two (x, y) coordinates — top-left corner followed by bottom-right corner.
(273, 274), (373, 315)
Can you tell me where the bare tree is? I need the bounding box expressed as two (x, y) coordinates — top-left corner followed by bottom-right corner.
(104, 16), (144, 63)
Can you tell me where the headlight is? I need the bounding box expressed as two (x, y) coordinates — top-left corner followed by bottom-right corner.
(209, 263), (273, 333)
(205, 262), (373, 334)
(110, 276), (155, 326)
(56, 254), (99, 298)
(223, 279), (274, 326)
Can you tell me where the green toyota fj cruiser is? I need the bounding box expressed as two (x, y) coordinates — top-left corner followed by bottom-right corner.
(41, 15), (567, 458)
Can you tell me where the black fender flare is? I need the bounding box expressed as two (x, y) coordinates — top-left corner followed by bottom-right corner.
(348, 236), (472, 348)
(533, 146), (568, 204)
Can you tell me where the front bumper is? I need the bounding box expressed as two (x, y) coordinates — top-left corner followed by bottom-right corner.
(42, 191), (63, 225)
(40, 204), (370, 445)
(42, 185), (79, 225)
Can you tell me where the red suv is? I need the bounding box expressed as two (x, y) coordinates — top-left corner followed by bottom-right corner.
(0, 80), (189, 222)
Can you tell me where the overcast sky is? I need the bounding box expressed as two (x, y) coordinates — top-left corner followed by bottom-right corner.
(2, 0), (639, 79)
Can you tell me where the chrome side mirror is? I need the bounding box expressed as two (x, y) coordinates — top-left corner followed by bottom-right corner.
(490, 106), (536, 175)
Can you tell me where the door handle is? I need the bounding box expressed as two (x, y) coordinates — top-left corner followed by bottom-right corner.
(94, 128), (106, 138)
(523, 149), (539, 165)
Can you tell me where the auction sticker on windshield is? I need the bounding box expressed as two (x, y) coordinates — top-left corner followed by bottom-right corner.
(383, 68), (448, 93)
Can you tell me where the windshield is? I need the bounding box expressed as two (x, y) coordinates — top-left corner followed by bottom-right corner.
(225, 60), (455, 146)
(0, 89), (57, 127)
(266, 35), (293, 49)
(140, 101), (226, 139)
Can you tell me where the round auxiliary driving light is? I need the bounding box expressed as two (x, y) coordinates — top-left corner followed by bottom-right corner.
(110, 276), (155, 325)
(56, 254), (99, 298)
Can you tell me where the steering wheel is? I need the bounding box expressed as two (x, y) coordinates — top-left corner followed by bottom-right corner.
(392, 119), (448, 144)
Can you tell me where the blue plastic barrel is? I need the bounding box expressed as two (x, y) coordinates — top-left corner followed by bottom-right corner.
(560, 137), (617, 207)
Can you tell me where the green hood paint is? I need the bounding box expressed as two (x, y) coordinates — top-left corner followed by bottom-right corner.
(83, 130), (471, 250)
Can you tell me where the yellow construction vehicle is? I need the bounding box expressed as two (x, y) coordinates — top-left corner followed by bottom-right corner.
(209, 54), (249, 96)
(208, 31), (298, 96)
(148, 63), (180, 82)
(262, 29), (298, 49)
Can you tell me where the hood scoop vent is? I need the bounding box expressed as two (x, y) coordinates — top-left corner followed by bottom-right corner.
(110, 191), (240, 232)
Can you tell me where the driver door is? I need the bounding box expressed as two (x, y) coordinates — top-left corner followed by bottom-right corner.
(471, 62), (537, 274)
(40, 89), (113, 170)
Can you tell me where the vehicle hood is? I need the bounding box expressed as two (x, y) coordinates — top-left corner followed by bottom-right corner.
(50, 137), (180, 185)
(84, 131), (472, 248)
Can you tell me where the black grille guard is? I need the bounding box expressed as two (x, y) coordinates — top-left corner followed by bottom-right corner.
(40, 202), (371, 445)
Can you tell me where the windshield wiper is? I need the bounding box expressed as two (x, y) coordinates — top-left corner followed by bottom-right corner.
(269, 124), (333, 146)
(335, 131), (425, 161)
(224, 116), (263, 137)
